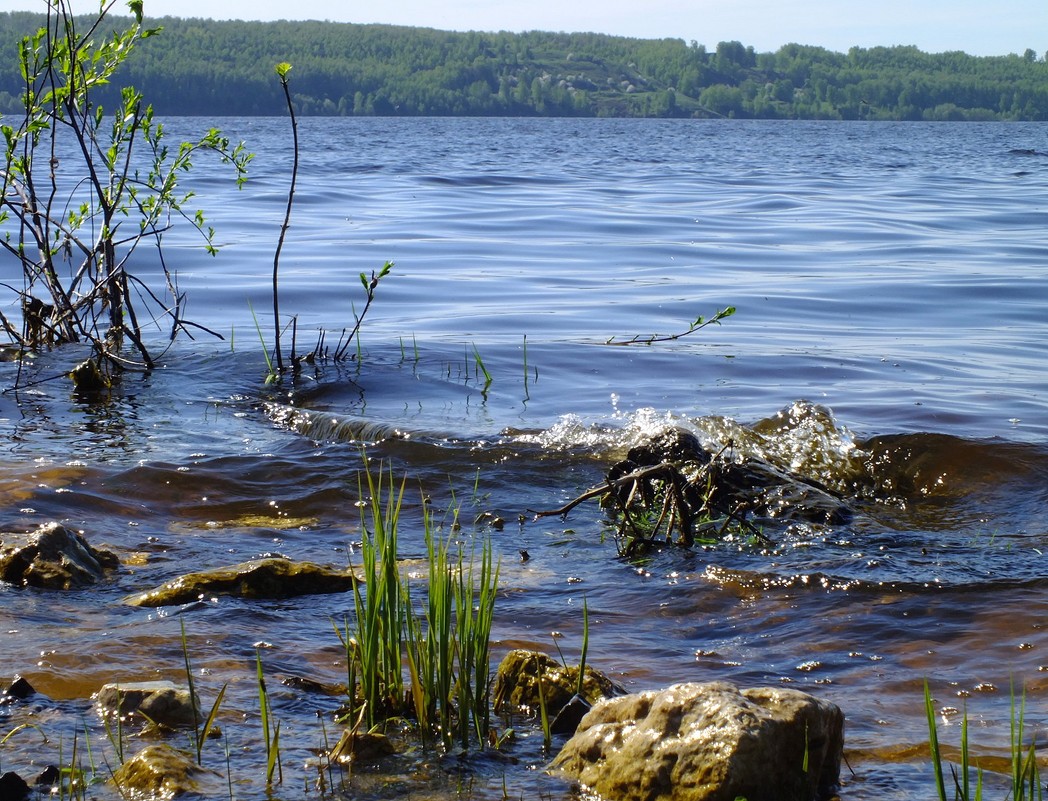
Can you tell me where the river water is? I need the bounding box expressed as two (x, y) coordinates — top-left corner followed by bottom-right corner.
(1, 117), (1047, 799)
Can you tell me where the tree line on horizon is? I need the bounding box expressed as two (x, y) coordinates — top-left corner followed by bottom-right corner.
(2, 12), (1048, 120)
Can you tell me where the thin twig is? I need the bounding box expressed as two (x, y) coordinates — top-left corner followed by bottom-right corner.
(272, 62), (299, 374)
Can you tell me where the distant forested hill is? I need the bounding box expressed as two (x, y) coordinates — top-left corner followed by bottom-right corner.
(2, 12), (1048, 119)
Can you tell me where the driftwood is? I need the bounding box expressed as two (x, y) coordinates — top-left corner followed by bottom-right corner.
(532, 427), (857, 555)
(532, 439), (772, 556)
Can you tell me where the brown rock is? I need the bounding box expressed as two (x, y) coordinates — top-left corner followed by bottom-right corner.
(549, 681), (844, 801)
(124, 557), (358, 607)
(95, 681), (200, 728)
(111, 744), (223, 797)
(328, 729), (395, 764)
(493, 649), (622, 716)
(0, 523), (118, 589)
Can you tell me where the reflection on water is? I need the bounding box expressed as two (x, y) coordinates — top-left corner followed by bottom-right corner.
(1, 119), (1047, 799)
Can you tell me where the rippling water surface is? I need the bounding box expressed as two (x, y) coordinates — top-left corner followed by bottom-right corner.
(1, 118), (1047, 799)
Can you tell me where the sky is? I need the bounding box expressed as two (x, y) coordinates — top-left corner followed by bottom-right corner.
(13, 0), (1048, 58)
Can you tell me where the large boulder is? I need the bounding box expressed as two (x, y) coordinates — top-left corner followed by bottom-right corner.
(0, 522), (118, 589)
(124, 557), (358, 607)
(549, 681), (844, 801)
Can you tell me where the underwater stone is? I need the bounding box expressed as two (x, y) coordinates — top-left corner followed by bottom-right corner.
(550, 681), (844, 801)
(124, 556), (359, 607)
(111, 744), (223, 798)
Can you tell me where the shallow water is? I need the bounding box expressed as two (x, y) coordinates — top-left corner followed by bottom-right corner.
(1, 118), (1047, 799)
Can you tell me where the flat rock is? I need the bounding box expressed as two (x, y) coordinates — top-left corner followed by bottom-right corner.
(0, 522), (118, 589)
(124, 557), (358, 607)
(549, 680), (844, 801)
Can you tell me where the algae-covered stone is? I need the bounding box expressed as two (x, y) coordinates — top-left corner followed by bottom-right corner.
(0, 522), (118, 589)
(550, 680), (844, 801)
(111, 744), (223, 798)
(124, 557), (358, 607)
(95, 681), (199, 728)
(493, 649), (621, 716)
(328, 729), (395, 764)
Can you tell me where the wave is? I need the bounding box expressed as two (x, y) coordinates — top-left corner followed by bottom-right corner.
(270, 394), (1048, 537)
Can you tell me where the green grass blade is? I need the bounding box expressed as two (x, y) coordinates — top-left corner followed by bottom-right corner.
(924, 679), (948, 801)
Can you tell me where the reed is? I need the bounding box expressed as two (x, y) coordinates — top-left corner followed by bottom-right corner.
(925, 679), (1041, 801)
(100, 689), (126, 766)
(181, 619), (226, 766)
(452, 534), (499, 748)
(349, 455), (409, 728)
(522, 334), (530, 398)
(536, 658), (552, 754)
(575, 597), (590, 697)
(406, 522), (455, 746)
(471, 343), (493, 394)
(344, 456), (501, 751)
(256, 650), (283, 786)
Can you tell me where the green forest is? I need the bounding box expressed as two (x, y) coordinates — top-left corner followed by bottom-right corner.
(3, 11), (1048, 119)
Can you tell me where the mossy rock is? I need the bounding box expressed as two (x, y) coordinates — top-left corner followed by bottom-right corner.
(124, 557), (358, 607)
(493, 649), (621, 716)
(111, 744), (223, 797)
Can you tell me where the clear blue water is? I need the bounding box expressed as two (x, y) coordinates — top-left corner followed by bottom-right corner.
(1, 118), (1047, 799)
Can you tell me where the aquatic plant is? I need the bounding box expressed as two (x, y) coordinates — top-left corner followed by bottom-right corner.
(256, 650), (283, 786)
(342, 455), (500, 751)
(924, 679), (1042, 801)
(0, 0), (251, 384)
(472, 342), (493, 395)
(346, 456), (409, 728)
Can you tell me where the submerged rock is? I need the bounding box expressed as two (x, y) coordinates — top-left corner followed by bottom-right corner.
(111, 744), (223, 798)
(2, 676), (36, 702)
(0, 771), (30, 800)
(95, 681), (200, 728)
(328, 729), (395, 764)
(124, 557), (358, 607)
(0, 522), (118, 589)
(493, 649), (622, 719)
(550, 681), (844, 801)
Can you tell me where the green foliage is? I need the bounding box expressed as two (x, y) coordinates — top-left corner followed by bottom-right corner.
(5, 14), (1047, 119)
(606, 305), (736, 346)
(344, 455), (500, 751)
(0, 2), (251, 376)
(925, 679), (1042, 801)
(180, 619), (226, 766)
(256, 651), (283, 786)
